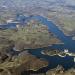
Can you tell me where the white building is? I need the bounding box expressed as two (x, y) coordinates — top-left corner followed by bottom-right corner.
(64, 49), (69, 53)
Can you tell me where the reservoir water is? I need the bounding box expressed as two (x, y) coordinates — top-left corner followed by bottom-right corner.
(0, 15), (75, 72)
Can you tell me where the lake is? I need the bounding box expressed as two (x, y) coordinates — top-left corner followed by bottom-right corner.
(0, 15), (75, 72)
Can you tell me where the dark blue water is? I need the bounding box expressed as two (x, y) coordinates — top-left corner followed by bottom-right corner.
(28, 15), (75, 71)
(0, 23), (17, 29)
(31, 15), (75, 52)
(0, 15), (75, 71)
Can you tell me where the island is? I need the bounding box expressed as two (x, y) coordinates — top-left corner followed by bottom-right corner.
(41, 49), (75, 57)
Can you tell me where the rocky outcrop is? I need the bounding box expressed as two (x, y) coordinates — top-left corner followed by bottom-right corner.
(46, 65), (64, 75)
(46, 65), (75, 75)
(0, 51), (48, 75)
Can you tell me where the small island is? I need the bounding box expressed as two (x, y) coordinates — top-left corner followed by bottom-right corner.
(41, 49), (75, 57)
